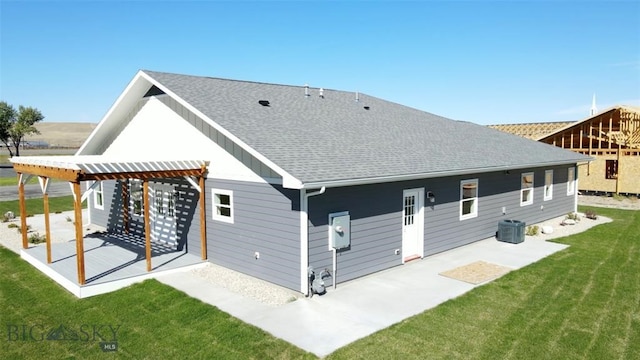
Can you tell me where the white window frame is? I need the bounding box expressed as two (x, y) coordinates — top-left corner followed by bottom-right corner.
(459, 179), (478, 220)
(521, 172), (534, 206)
(93, 181), (104, 210)
(567, 167), (575, 195)
(212, 188), (234, 223)
(543, 170), (553, 201)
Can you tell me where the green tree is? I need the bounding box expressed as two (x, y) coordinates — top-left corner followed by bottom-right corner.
(0, 101), (44, 157)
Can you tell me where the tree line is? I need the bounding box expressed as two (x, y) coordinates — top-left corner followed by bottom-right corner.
(0, 101), (44, 157)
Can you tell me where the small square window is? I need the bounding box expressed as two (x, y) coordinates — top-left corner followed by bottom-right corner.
(521, 173), (534, 206)
(212, 189), (233, 223)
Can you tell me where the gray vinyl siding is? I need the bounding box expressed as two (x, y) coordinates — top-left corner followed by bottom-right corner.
(308, 165), (577, 285)
(88, 179), (118, 228)
(198, 179), (301, 291)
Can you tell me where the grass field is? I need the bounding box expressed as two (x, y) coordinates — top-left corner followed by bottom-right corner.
(1, 206), (638, 359)
(329, 207), (640, 359)
(0, 195), (84, 216)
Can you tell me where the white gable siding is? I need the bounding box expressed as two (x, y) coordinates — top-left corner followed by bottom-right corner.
(103, 96), (280, 183)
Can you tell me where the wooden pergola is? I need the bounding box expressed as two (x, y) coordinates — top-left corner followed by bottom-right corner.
(10, 155), (210, 286)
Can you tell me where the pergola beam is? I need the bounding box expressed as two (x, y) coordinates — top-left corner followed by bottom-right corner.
(11, 156), (209, 286)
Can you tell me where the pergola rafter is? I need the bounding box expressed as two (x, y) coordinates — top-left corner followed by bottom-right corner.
(10, 155), (209, 286)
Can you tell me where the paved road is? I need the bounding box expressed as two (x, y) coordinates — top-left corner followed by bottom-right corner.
(0, 182), (73, 201)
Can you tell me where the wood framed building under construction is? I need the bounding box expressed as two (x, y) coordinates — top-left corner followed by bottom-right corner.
(492, 105), (640, 195)
(538, 106), (640, 195)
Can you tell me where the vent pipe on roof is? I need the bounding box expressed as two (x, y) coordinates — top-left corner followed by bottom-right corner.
(355, 91), (359, 102)
(319, 88), (324, 99)
(305, 84), (310, 97)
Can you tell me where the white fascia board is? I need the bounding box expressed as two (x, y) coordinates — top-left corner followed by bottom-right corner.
(77, 71), (151, 155)
(300, 160), (588, 190)
(138, 70), (301, 188)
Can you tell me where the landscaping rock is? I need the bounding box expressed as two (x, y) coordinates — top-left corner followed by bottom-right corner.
(541, 225), (554, 234)
(562, 219), (576, 226)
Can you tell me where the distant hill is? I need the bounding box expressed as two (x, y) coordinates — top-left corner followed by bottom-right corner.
(24, 122), (97, 148)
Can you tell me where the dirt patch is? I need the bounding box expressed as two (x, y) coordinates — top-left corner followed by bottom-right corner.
(578, 194), (640, 211)
(439, 260), (512, 285)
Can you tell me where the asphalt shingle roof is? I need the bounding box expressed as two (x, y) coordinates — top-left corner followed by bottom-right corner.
(143, 70), (590, 185)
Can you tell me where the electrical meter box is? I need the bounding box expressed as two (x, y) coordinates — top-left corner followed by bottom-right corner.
(329, 212), (350, 250)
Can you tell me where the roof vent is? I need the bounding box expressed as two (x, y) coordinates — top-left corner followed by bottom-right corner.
(258, 100), (270, 107)
(364, 106), (370, 110)
(319, 88), (324, 98)
(304, 84), (310, 97)
(355, 91), (359, 102)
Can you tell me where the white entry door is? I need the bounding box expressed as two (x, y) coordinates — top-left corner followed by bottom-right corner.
(151, 184), (177, 246)
(402, 188), (424, 263)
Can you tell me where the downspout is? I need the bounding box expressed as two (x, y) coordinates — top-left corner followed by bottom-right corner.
(300, 186), (326, 295)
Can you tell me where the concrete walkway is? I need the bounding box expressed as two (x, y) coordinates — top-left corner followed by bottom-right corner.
(158, 236), (570, 357)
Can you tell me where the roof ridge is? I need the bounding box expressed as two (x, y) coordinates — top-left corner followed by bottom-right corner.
(141, 69), (354, 94)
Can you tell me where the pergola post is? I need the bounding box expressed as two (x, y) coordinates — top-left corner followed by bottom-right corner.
(122, 180), (129, 234)
(199, 171), (207, 260)
(72, 181), (86, 285)
(143, 179), (152, 271)
(17, 173), (28, 249)
(41, 177), (52, 264)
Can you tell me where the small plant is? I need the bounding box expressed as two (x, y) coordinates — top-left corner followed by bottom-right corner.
(16, 224), (31, 233)
(566, 212), (580, 221)
(28, 232), (46, 244)
(526, 225), (540, 236)
(2, 211), (15, 223)
(612, 193), (625, 201)
(585, 209), (598, 220)
(7, 223), (18, 229)
(65, 216), (72, 222)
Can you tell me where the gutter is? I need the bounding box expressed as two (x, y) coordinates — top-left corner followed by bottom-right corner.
(299, 186), (325, 295)
(299, 160), (593, 190)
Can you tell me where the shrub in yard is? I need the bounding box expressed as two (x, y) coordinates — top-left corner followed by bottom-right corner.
(16, 225), (31, 233)
(7, 223), (18, 229)
(566, 212), (580, 221)
(526, 225), (539, 236)
(585, 209), (598, 220)
(28, 232), (46, 244)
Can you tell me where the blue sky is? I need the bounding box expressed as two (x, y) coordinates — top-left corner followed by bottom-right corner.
(1, 1), (638, 125)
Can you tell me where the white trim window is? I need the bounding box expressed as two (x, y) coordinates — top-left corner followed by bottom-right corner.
(544, 170), (553, 201)
(93, 181), (104, 210)
(460, 179), (478, 220)
(567, 167), (576, 195)
(212, 189), (233, 223)
(521, 172), (534, 206)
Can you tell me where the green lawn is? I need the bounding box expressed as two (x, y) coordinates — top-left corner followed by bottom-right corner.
(0, 195), (84, 216)
(329, 207), (640, 359)
(1, 207), (638, 359)
(0, 176), (62, 187)
(0, 246), (314, 359)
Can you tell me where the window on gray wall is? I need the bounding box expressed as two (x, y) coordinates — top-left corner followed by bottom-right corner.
(544, 170), (553, 201)
(567, 167), (576, 195)
(212, 188), (234, 223)
(460, 179), (478, 220)
(521, 172), (534, 206)
(93, 181), (104, 210)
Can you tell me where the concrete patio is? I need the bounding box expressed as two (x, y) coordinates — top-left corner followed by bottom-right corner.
(158, 234), (571, 357)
